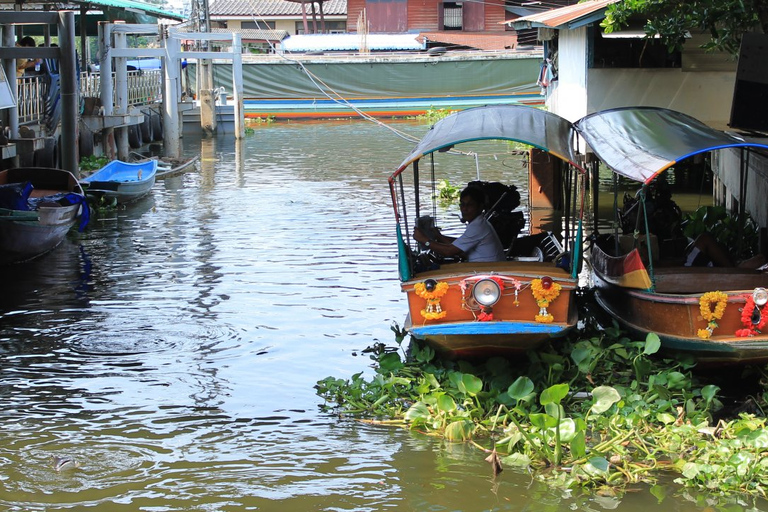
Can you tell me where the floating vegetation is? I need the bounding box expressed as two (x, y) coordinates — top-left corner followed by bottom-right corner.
(245, 115), (276, 126)
(79, 154), (110, 175)
(317, 321), (768, 500)
(434, 179), (460, 204)
(414, 107), (458, 124)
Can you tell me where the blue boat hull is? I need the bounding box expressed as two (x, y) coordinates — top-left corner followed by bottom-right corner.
(81, 160), (157, 203)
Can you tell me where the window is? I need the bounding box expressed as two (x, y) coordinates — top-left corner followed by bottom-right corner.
(442, 2), (463, 30)
(295, 21), (346, 34)
(242, 21), (275, 30)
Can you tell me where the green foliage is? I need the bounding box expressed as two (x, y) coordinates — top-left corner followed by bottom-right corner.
(79, 154), (110, 173)
(682, 205), (759, 260)
(316, 324), (768, 499)
(434, 179), (460, 204)
(246, 116), (276, 126)
(414, 107), (457, 124)
(602, 0), (768, 56)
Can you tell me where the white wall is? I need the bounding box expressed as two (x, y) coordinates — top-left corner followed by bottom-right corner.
(587, 68), (737, 127)
(547, 26), (588, 122)
(712, 149), (768, 230)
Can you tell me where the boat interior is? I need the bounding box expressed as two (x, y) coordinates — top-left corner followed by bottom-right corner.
(592, 233), (768, 294)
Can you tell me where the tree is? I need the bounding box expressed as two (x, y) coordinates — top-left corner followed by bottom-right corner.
(601, 0), (768, 56)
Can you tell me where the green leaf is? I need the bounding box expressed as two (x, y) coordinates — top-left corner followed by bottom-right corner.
(644, 333), (661, 355)
(507, 376), (535, 401)
(681, 462), (699, 479)
(404, 402), (431, 424)
(557, 418), (577, 443)
(378, 352), (404, 373)
(437, 394), (457, 413)
(444, 420), (473, 441)
(540, 383), (569, 405)
(657, 412), (676, 425)
(501, 452), (531, 468)
(584, 457), (610, 476)
(544, 402), (564, 420)
(530, 412), (557, 429)
(570, 431), (587, 459)
(701, 384), (719, 403)
(591, 386), (621, 414)
(571, 345), (594, 371)
(459, 374), (483, 396)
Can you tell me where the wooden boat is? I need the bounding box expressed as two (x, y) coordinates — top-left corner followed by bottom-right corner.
(388, 105), (586, 358)
(80, 159), (157, 203)
(0, 167), (88, 265)
(576, 107), (768, 364)
(155, 155), (200, 180)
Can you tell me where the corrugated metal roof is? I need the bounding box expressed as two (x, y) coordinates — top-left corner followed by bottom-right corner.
(211, 0), (346, 17)
(420, 31), (518, 51)
(175, 26), (289, 41)
(77, 0), (184, 20)
(509, 0), (617, 30)
(280, 33), (424, 52)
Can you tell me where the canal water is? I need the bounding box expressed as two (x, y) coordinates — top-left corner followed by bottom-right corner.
(0, 119), (760, 511)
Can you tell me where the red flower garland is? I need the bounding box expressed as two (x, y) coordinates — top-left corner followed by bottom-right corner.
(735, 295), (768, 337)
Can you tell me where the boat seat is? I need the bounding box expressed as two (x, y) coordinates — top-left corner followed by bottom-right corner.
(653, 266), (768, 294)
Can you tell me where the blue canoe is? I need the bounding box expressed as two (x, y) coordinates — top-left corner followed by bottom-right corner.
(81, 160), (158, 203)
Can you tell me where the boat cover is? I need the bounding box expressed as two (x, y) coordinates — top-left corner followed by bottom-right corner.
(393, 105), (580, 176)
(575, 107), (768, 184)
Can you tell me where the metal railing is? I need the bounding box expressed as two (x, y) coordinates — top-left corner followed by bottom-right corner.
(16, 76), (46, 125)
(80, 69), (163, 107)
(15, 70), (162, 131)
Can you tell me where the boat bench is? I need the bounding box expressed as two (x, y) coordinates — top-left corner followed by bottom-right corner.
(653, 266), (768, 294)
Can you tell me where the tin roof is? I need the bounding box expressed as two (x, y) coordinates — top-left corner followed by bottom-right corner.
(75, 0), (183, 20)
(280, 33), (423, 52)
(211, 0), (346, 17)
(509, 0), (617, 30)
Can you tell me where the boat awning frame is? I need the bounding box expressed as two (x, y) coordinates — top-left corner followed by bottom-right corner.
(574, 107), (768, 184)
(390, 104), (582, 181)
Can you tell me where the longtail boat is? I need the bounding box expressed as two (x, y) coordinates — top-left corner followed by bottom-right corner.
(576, 107), (768, 364)
(388, 105), (586, 358)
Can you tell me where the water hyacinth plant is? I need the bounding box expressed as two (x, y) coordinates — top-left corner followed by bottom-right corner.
(316, 322), (768, 499)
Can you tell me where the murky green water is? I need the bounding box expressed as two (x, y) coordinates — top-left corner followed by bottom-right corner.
(0, 119), (762, 511)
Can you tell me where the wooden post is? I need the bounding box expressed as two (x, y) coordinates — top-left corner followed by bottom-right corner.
(98, 22), (116, 160)
(162, 27), (181, 158)
(2, 25), (18, 144)
(232, 33), (244, 139)
(113, 21), (129, 160)
(58, 11), (78, 176)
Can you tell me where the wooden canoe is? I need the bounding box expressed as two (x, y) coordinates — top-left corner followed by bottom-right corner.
(590, 241), (768, 364)
(0, 167), (86, 265)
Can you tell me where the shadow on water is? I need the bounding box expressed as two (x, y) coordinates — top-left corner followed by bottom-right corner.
(0, 122), (765, 511)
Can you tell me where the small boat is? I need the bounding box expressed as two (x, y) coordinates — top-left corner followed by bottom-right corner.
(388, 105), (586, 358)
(577, 107), (768, 364)
(0, 167), (88, 265)
(155, 155), (200, 180)
(80, 159), (157, 203)
(127, 153), (200, 180)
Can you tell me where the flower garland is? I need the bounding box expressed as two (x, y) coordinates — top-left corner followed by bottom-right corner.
(531, 277), (561, 323)
(414, 280), (449, 320)
(735, 295), (768, 337)
(697, 291), (728, 339)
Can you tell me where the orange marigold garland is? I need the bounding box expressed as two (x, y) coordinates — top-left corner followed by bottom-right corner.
(697, 291), (728, 339)
(414, 280), (449, 320)
(735, 295), (768, 337)
(531, 277), (561, 323)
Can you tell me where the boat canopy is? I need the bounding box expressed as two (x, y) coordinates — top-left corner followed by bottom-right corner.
(575, 107), (768, 184)
(391, 105), (581, 178)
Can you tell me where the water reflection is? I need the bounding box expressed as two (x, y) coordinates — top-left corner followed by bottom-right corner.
(0, 121), (761, 511)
